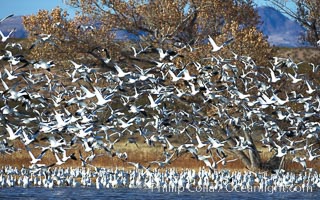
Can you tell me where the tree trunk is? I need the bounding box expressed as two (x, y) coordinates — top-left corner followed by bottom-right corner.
(218, 127), (252, 168)
(244, 130), (261, 170)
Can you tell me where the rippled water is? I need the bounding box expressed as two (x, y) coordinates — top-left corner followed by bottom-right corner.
(0, 187), (318, 200)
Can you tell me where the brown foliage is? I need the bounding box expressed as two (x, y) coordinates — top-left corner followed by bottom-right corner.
(23, 1), (272, 67)
(23, 7), (119, 67)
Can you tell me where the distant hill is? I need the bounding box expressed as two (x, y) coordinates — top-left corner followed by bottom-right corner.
(256, 6), (306, 47)
(0, 16), (28, 38)
(0, 7), (307, 47)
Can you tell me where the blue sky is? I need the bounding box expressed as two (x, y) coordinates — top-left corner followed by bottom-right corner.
(0, 0), (75, 18)
(0, 0), (279, 18)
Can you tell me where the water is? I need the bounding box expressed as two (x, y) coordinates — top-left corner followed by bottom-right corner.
(0, 187), (318, 200)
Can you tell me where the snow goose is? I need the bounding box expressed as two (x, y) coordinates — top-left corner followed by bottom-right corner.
(93, 86), (113, 106)
(114, 64), (131, 78)
(5, 124), (21, 141)
(26, 146), (48, 164)
(0, 14), (14, 24)
(0, 28), (16, 42)
(208, 35), (233, 52)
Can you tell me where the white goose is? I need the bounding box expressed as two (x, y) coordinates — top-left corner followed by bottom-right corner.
(305, 80), (316, 94)
(3, 68), (18, 80)
(268, 68), (281, 83)
(167, 69), (183, 82)
(156, 48), (169, 61)
(53, 152), (65, 166)
(80, 85), (96, 99)
(208, 35), (233, 52)
(0, 28), (15, 42)
(114, 64), (131, 78)
(196, 134), (207, 149)
(26, 146), (47, 164)
(148, 94), (163, 108)
(93, 86), (113, 106)
(33, 60), (55, 71)
(287, 73), (303, 84)
(5, 124), (21, 141)
(182, 69), (196, 81)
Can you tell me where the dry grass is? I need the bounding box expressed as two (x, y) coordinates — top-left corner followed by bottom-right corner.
(3, 138), (319, 173)
(0, 138), (243, 170)
(1, 126), (319, 172)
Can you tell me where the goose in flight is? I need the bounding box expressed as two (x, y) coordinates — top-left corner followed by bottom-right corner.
(287, 73), (303, 84)
(208, 35), (234, 52)
(196, 134), (207, 149)
(114, 64), (131, 78)
(93, 86), (113, 106)
(307, 149), (320, 161)
(0, 14), (14, 24)
(167, 69), (183, 82)
(149, 152), (175, 168)
(80, 85), (96, 99)
(3, 68), (18, 80)
(53, 152), (66, 166)
(5, 42), (23, 50)
(268, 68), (281, 83)
(292, 156), (307, 170)
(156, 48), (169, 61)
(29, 34), (57, 49)
(148, 94), (163, 108)
(0, 28), (16, 42)
(5, 124), (21, 141)
(127, 161), (147, 170)
(33, 60), (55, 71)
(26, 146), (48, 164)
(274, 142), (290, 157)
(131, 43), (149, 57)
(305, 80), (316, 94)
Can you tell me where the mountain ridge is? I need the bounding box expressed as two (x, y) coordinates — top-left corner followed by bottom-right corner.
(256, 6), (306, 47)
(0, 16), (28, 38)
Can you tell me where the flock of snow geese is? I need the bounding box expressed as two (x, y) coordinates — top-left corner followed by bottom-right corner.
(1, 165), (320, 190)
(0, 13), (320, 189)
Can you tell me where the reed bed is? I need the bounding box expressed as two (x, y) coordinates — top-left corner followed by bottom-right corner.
(2, 139), (318, 173)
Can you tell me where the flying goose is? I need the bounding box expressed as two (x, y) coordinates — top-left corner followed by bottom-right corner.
(208, 35), (234, 52)
(5, 124), (21, 140)
(114, 64), (131, 78)
(148, 93), (163, 108)
(93, 86), (113, 106)
(0, 14), (14, 24)
(0, 28), (16, 42)
(33, 60), (55, 71)
(26, 146), (48, 164)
